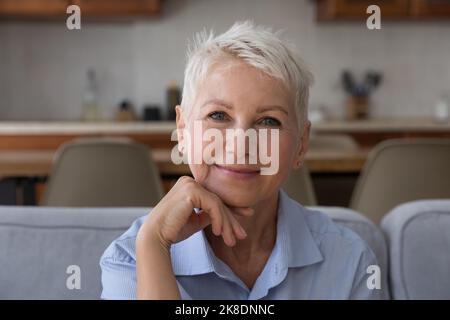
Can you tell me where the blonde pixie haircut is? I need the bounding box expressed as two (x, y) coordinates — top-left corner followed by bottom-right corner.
(181, 20), (314, 130)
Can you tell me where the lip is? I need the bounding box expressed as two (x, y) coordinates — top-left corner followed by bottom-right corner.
(213, 164), (260, 179)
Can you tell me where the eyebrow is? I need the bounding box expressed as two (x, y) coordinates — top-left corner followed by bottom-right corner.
(257, 105), (289, 116)
(201, 98), (289, 115)
(200, 99), (233, 110)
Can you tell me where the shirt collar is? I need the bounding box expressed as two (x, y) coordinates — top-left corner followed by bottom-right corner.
(170, 189), (323, 276)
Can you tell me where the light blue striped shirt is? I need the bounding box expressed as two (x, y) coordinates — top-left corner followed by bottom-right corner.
(100, 190), (381, 299)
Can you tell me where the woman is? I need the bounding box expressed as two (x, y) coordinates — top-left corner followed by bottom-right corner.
(100, 21), (381, 300)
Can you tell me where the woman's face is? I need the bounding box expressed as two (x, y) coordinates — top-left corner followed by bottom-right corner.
(176, 59), (309, 208)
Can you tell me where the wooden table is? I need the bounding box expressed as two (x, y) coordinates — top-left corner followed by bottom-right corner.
(312, 117), (450, 147)
(0, 148), (369, 206)
(1, 118), (447, 205)
(0, 148), (370, 178)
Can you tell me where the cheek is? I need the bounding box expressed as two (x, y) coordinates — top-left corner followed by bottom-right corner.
(277, 133), (298, 169)
(186, 125), (212, 185)
(188, 164), (209, 185)
(256, 133), (296, 189)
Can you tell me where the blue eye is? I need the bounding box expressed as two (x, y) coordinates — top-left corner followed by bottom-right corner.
(260, 117), (281, 127)
(208, 111), (227, 121)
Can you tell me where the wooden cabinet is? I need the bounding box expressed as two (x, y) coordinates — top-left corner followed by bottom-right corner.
(72, 0), (160, 17)
(317, 0), (450, 21)
(317, 0), (410, 20)
(411, 0), (450, 18)
(0, 0), (161, 20)
(0, 0), (69, 18)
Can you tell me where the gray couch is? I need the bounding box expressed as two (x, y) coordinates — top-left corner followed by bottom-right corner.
(314, 206), (390, 299)
(0, 207), (146, 299)
(0, 201), (448, 299)
(381, 200), (450, 299)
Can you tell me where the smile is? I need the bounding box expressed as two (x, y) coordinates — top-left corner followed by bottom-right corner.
(213, 164), (261, 179)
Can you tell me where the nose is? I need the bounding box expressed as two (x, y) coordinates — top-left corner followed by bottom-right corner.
(224, 122), (259, 164)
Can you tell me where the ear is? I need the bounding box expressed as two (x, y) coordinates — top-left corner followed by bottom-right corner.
(175, 105), (186, 153)
(293, 121), (311, 169)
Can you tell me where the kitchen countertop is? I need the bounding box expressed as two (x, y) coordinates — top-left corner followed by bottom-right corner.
(0, 148), (370, 177)
(0, 121), (176, 135)
(0, 118), (449, 135)
(312, 117), (450, 132)
(1, 117), (448, 178)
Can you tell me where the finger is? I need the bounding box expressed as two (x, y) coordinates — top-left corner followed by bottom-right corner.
(225, 209), (247, 240)
(205, 201), (223, 236)
(188, 187), (224, 237)
(199, 192), (236, 247)
(219, 207), (236, 247)
(187, 182), (242, 245)
(172, 176), (194, 192)
(187, 209), (211, 232)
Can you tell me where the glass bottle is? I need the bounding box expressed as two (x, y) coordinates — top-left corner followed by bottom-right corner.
(82, 69), (101, 121)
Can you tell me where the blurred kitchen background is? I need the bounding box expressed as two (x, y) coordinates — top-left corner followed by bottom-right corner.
(1, 0), (450, 120)
(0, 0), (449, 225)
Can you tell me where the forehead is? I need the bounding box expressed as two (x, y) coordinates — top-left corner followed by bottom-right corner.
(194, 59), (293, 110)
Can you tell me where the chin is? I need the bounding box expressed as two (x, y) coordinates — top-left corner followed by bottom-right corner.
(205, 183), (260, 208)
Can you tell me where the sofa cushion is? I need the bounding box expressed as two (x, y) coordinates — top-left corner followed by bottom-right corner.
(0, 205), (391, 299)
(312, 206), (390, 299)
(381, 200), (450, 299)
(0, 206), (147, 299)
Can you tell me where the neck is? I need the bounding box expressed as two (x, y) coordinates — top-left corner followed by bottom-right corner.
(205, 191), (279, 263)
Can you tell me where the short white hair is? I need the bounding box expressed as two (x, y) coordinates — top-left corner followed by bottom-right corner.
(181, 21), (314, 129)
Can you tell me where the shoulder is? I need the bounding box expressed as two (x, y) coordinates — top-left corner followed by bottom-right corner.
(283, 194), (377, 269)
(303, 206), (373, 254)
(285, 200), (381, 298)
(99, 215), (147, 299)
(100, 215), (145, 266)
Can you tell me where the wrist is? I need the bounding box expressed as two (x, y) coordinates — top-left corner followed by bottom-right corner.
(136, 220), (172, 252)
